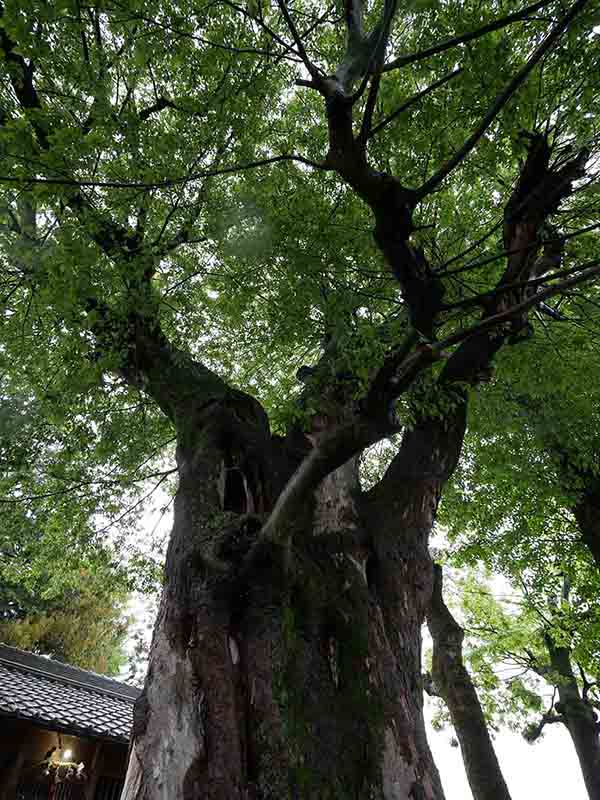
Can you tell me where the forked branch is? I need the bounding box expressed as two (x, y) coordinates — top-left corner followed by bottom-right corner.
(336, 0), (398, 93)
(276, 0), (322, 80)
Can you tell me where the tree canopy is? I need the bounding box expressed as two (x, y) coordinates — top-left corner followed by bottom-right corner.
(1, 0), (598, 570)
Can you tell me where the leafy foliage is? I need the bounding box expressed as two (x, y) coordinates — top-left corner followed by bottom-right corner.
(428, 568), (598, 748)
(0, 587), (130, 675)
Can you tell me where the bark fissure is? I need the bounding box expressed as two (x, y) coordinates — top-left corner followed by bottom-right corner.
(122, 398), (456, 799)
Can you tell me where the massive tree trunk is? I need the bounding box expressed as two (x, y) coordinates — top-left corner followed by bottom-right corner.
(427, 566), (511, 800)
(118, 126), (586, 798)
(111, 10), (589, 794)
(121, 394), (449, 800)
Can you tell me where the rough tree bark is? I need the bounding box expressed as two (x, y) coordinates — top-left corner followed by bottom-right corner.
(544, 635), (600, 800)
(119, 312), (510, 799)
(427, 566), (512, 800)
(120, 326), (452, 799)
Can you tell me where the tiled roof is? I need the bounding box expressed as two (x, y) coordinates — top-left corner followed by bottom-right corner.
(0, 643), (141, 743)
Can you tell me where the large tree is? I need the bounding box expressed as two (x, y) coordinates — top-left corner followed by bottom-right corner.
(0, 0), (599, 797)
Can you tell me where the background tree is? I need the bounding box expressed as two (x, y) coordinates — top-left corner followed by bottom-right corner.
(0, 376), (164, 674)
(0, 586), (131, 674)
(0, 0), (598, 798)
(437, 342), (600, 798)
(426, 563), (513, 800)
(437, 339), (600, 798)
(428, 566), (600, 799)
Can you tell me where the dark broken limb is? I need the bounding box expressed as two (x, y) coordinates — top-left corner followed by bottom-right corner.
(427, 565), (512, 800)
(523, 711), (565, 742)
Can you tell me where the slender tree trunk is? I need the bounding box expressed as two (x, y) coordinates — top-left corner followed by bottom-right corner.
(427, 565), (512, 800)
(545, 637), (600, 800)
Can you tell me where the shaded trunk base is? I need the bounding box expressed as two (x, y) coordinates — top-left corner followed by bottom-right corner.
(122, 537), (443, 800)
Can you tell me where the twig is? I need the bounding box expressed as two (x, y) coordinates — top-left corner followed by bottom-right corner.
(276, 0), (321, 80)
(383, 0), (554, 72)
(368, 68), (462, 140)
(417, 0), (590, 198)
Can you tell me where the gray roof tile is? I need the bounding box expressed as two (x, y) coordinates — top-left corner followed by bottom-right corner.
(0, 644), (141, 742)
